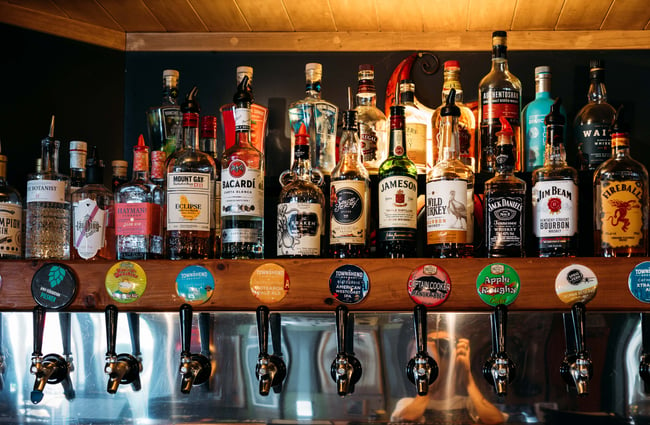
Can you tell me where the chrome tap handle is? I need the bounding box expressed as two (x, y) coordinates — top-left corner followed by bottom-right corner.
(483, 304), (515, 396)
(407, 305), (438, 396)
(33, 306), (46, 357)
(336, 305), (348, 354)
(257, 306), (270, 356)
(180, 304), (193, 357)
(127, 312), (141, 359)
(414, 305), (427, 354)
(105, 305), (118, 357)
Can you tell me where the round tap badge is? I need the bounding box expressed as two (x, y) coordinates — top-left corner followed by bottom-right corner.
(329, 264), (370, 304)
(629, 261), (650, 303)
(407, 264), (451, 307)
(31, 263), (78, 309)
(176, 265), (214, 305)
(250, 263), (290, 304)
(476, 263), (520, 306)
(105, 261), (147, 304)
(555, 264), (598, 305)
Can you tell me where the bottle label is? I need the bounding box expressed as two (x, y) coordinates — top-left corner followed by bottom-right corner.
(379, 175), (417, 230)
(150, 150), (167, 180)
(330, 180), (367, 245)
(480, 88), (521, 170)
(391, 129), (405, 156)
(221, 160), (264, 217)
(576, 122), (611, 168)
(0, 202), (22, 257)
(27, 180), (67, 204)
(426, 180), (468, 244)
(69, 145), (87, 169)
(162, 107), (182, 153)
(166, 172), (211, 231)
(222, 104), (268, 153)
(277, 202), (322, 256)
(596, 180), (644, 248)
(405, 122), (426, 166)
(525, 113), (546, 171)
(222, 228), (260, 243)
(313, 103), (338, 170)
(485, 193), (525, 251)
(359, 123), (379, 162)
(115, 202), (161, 236)
(532, 180), (578, 237)
(235, 107), (251, 131)
(72, 198), (107, 259)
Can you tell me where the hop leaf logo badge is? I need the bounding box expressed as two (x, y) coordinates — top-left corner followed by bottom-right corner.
(48, 265), (66, 288)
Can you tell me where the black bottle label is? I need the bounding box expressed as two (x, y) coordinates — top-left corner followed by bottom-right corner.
(576, 122), (611, 169)
(485, 193), (525, 252)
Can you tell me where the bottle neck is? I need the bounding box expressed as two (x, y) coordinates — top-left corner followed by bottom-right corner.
(162, 84), (179, 106)
(41, 139), (60, 174)
(291, 142), (313, 181)
(544, 124), (567, 165)
(399, 91), (415, 105)
(611, 132), (630, 157)
(0, 159), (7, 180)
(588, 72), (607, 103)
(235, 103), (253, 147)
(438, 115), (460, 161)
(491, 45), (509, 72)
(132, 147), (150, 180)
(535, 77), (551, 97)
(305, 80), (323, 99)
(356, 79), (377, 106)
(494, 140), (516, 175)
(441, 71), (464, 103)
(182, 112), (200, 150)
(388, 114), (407, 158)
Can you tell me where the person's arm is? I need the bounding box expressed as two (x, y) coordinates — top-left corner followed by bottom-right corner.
(390, 394), (430, 422)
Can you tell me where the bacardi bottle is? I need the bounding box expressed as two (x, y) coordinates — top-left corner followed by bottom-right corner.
(0, 139), (23, 259)
(356, 64), (388, 174)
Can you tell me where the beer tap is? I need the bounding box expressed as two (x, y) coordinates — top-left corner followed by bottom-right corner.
(179, 304), (211, 394)
(330, 305), (362, 396)
(482, 304), (516, 396)
(560, 303), (593, 396)
(0, 313), (5, 391)
(639, 313), (650, 394)
(255, 306), (286, 396)
(104, 305), (142, 394)
(198, 312), (213, 391)
(406, 305), (438, 395)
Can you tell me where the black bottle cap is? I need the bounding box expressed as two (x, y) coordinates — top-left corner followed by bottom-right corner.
(390, 105), (405, 117)
(611, 105), (629, 134)
(85, 146), (105, 185)
(342, 110), (358, 130)
(440, 88), (460, 117)
(181, 86), (200, 113)
(589, 59), (604, 70)
(492, 30), (507, 38)
(544, 97), (565, 126)
(233, 75), (253, 105)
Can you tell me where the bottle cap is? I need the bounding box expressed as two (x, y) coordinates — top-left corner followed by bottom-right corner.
(535, 66), (551, 75)
(589, 59), (604, 70)
(544, 97), (565, 126)
(86, 146), (105, 184)
(112, 160), (128, 173)
(201, 115), (217, 139)
(492, 30), (507, 46)
(163, 69), (179, 79)
(444, 60), (460, 70)
(399, 79), (415, 93)
(295, 123), (309, 146)
(359, 64), (374, 72)
(305, 63), (322, 73)
(181, 86), (200, 113)
(611, 105), (629, 135)
(236, 66), (253, 84)
(440, 88), (460, 117)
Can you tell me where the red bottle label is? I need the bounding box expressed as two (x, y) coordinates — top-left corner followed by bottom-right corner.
(115, 202), (161, 236)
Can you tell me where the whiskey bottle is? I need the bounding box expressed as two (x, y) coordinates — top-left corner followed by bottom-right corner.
(478, 31), (522, 173)
(221, 75), (264, 259)
(426, 89), (475, 258)
(330, 109), (370, 258)
(397, 79), (431, 174)
(378, 105), (417, 258)
(594, 105), (648, 257)
(288, 63), (339, 175)
(484, 117), (526, 257)
(69, 140), (87, 191)
(25, 116), (70, 260)
(200, 115), (221, 259)
(0, 139), (23, 259)
(532, 98), (578, 257)
(166, 86), (217, 260)
(356, 64), (388, 174)
(146, 69), (182, 157)
(277, 123), (325, 257)
(111, 160), (128, 192)
(114, 134), (164, 260)
(574, 60), (616, 171)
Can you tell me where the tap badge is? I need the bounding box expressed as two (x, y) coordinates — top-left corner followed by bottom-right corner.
(476, 263), (520, 306)
(250, 263), (290, 304)
(329, 264), (370, 304)
(407, 264), (451, 307)
(176, 265), (214, 305)
(31, 263), (78, 310)
(105, 261), (147, 304)
(555, 264), (598, 305)
(629, 261), (650, 303)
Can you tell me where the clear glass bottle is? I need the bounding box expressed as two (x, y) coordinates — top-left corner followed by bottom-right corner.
(111, 160), (128, 192)
(201, 115), (221, 259)
(397, 79), (431, 174)
(532, 98), (579, 257)
(478, 31), (522, 173)
(426, 89), (475, 258)
(356, 64), (388, 174)
(221, 75), (265, 259)
(594, 105), (648, 257)
(288, 63), (339, 175)
(146, 69), (182, 157)
(69, 140), (87, 192)
(377, 105), (418, 258)
(25, 116), (70, 260)
(330, 109), (370, 258)
(114, 134), (164, 260)
(0, 139), (23, 259)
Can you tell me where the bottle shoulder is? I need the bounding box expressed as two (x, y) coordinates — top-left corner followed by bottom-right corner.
(167, 149), (216, 175)
(356, 105), (387, 121)
(378, 157), (418, 179)
(485, 172), (526, 189)
(72, 184), (113, 201)
(0, 182), (23, 203)
(532, 165), (579, 184)
(428, 160), (474, 182)
(594, 155), (649, 180)
(331, 159), (371, 181)
(279, 179), (325, 204)
(574, 102), (616, 123)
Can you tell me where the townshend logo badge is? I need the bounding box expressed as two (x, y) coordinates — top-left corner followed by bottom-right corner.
(229, 160), (246, 178)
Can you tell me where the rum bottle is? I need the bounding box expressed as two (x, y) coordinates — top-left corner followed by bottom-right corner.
(356, 64), (388, 174)
(397, 79), (431, 174)
(69, 140), (87, 192)
(0, 139), (23, 259)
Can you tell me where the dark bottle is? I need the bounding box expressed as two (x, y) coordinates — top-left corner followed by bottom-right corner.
(200, 115), (221, 259)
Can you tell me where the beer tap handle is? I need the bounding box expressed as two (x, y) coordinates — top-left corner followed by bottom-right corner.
(256, 306), (270, 356)
(494, 304), (507, 354)
(59, 312), (72, 360)
(127, 312), (141, 359)
(33, 306), (46, 357)
(563, 312), (577, 354)
(572, 302), (587, 354)
(198, 312), (211, 358)
(270, 313), (283, 357)
(336, 305), (348, 354)
(105, 305), (118, 357)
(640, 313), (650, 394)
(414, 305), (428, 354)
(180, 304), (193, 357)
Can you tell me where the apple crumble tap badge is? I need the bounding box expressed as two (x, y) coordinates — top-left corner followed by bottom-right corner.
(329, 264), (369, 304)
(250, 263), (290, 304)
(105, 261), (147, 304)
(629, 261), (650, 303)
(31, 263), (78, 309)
(555, 264), (598, 305)
(407, 264), (451, 307)
(176, 265), (214, 305)
(476, 263), (520, 306)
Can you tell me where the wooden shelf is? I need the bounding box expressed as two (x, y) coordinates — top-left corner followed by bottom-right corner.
(0, 257), (648, 312)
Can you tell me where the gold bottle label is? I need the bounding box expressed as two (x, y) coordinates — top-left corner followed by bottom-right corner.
(598, 180), (644, 248)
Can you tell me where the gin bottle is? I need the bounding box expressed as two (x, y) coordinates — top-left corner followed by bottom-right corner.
(146, 69), (182, 157)
(356, 64), (388, 174)
(397, 79), (431, 174)
(288, 63), (339, 175)
(25, 116), (70, 260)
(69, 140), (87, 191)
(0, 139), (23, 259)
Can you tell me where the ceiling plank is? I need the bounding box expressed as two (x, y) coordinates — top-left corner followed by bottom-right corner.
(50, 0), (122, 30)
(328, 0), (377, 31)
(282, 0), (335, 31)
(6, 0), (67, 17)
(235, 0), (293, 31)
(420, 0), (469, 32)
(468, 0), (517, 30)
(187, 0), (249, 32)
(601, 0), (650, 30)
(375, 0), (423, 32)
(556, 0), (613, 30)
(512, 0), (564, 30)
(141, 0), (207, 32)
(97, 0), (165, 32)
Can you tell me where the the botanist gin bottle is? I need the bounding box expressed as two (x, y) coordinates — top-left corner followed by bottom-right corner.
(26, 116), (70, 260)
(0, 139), (23, 259)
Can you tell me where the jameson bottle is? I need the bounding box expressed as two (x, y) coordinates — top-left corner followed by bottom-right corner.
(478, 31), (522, 173)
(330, 109), (370, 258)
(594, 105), (648, 257)
(356, 64), (388, 174)
(0, 139), (23, 259)
(377, 105), (417, 258)
(532, 98), (578, 257)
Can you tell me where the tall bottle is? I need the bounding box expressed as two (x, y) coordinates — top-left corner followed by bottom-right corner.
(69, 141), (87, 191)
(594, 106), (648, 257)
(426, 89), (475, 258)
(0, 139), (23, 259)
(288, 63), (339, 175)
(574, 59), (616, 171)
(397, 79), (431, 174)
(201, 115), (221, 259)
(330, 109), (370, 258)
(165, 87), (217, 260)
(146, 69), (182, 157)
(377, 105), (417, 258)
(114, 135), (164, 260)
(484, 117), (526, 257)
(71, 147), (115, 260)
(356, 64), (388, 174)
(431, 61), (476, 172)
(478, 31), (522, 173)
(532, 98), (578, 257)
(221, 75), (265, 259)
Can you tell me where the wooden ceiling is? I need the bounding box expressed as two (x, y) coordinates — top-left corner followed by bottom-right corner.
(1, 0), (649, 51)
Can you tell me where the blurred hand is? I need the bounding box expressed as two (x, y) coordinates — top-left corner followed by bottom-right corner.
(455, 338), (471, 379)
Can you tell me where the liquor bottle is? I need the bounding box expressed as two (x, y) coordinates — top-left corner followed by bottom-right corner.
(220, 66), (268, 155)
(277, 123), (325, 257)
(111, 160), (128, 192)
(0, 139), (23, 259)
(594, 105), (648, 257)
(532, 98), (578, 257)
(330, 109), (370, 258)
(69, 140), (87, 191)
(574, 60), (616, 171)
(397, 79), (431, 174)
(221, 75), (265, 259)
(165, 87), (216, 260)
(478, 31), (522, 173)
(288, 63), (339, 175)
(426, 89), (475, 258)
(114, 134), (164, 260)
(201, 115), (221, 259)
(71, 146), (115, 260)
(431, 61), (476, 172)
(484, 117), (526, 257)
(523, 66), (567, 172)
(377, 105), (417, 258)
(356, 64), (388, 174)
(146, 69), (182, 157)
(25, 116), (70, 260)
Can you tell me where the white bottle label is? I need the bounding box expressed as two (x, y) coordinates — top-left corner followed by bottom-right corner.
(27, 180), (67, 204)
(378, 175), (417, 230)
(426, 180), (468, 244)
(405, 122), (427, 165)
(222, 160), (264, 218)
(0, 203), (22, 257)
(532, 180), (578, 237)
(330, 180), (367, 245)
(73, 198), (107, 259)
(222, 228), (259, 243)
(277, 202), (322, 256)
(166, 172), (211, 231)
